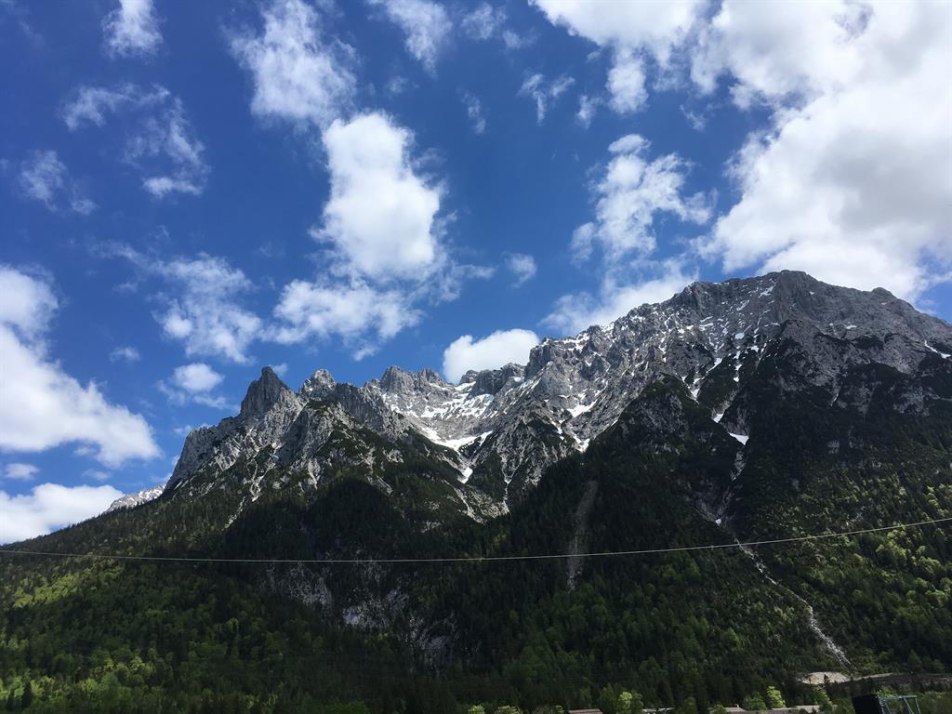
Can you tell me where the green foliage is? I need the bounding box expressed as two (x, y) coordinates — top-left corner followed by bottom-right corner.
(765, 686), (785, 709)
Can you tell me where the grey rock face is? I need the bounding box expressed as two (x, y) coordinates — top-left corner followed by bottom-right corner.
(165, 271), (952, 515)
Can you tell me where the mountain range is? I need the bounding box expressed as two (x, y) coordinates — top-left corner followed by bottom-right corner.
(3, 271), (951, 713)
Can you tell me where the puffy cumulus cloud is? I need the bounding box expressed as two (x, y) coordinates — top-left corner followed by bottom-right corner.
(368, 0), (452, 73)
(531, 0), (704, 114)
(571, 134), (710, 264)
(271, 279), (421, 358)
(229, 0), (356, 129)
(16, 150), (95, 214)
(0, 483), (123, 544)
(159, 363), (228, 408)
(102, 0), (162, 58)
(442, 329), (540, 382)
(518, 73), (575, 123)
(63, 84), (208, 198)
(697, 0), (952, 300)
(171, 363), (223, 393)
(4, 463), (38, 481)
(505, 253), (537, 286)
(156, 260), (261, 364)
(691, 0), (868, 107)
(272, 112), (492, 356)
(315, 112), (442, 282)
(532, 0), (702, 57)
(545, 262), (696, 334)
(0, 265), (58, 340)
(112, 247), (263, 364)
(0, 266), (160, 468)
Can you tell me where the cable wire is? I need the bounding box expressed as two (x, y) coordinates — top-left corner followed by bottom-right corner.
(1, 516), (949, 565)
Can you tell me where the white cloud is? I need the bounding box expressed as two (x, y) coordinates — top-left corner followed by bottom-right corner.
(4, 463), (38, 481)
(460, 91), (487, 134)
(571, 134), (710, 263)
(0, 266), (160, 468)
(696, 0), (952, 300)
(531, 0), (704, 112)
(691, 0), (867, 107)
(102, 0), (162, 57)
(442, 329), (540, 382)
(547, 132), (707, 333)
(545, 262), (696, 333)
(113, 247), (263, 364)
(576, 94), (599, 128)
(270, 111), (493, 355)
(315, 112), (443, 282)
(63, 84), (208, 198)
(62, 84), (165, 130)
(171, 363), (223, 393)
(607, 48), (647, 114)
(462, 3), (505, 41)
(271, 279), (421, 357)
(518, 73), (575, 123)
(532, 0), (702, 59)
(0, 483), (123, 544)
(369, 0), (452, 73)
(0, 265), (58, 341)
(505, 253), (537, 286)
(160, 363), (227, 408)
(17, 150), (95, 214)
(229, 0), (356, 129)
(109, 346), (141, 363)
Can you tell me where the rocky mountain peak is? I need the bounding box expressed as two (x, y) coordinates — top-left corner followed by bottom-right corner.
(471, 363), (525, 396)
(379, 366), (447, 393)
(239, 366), (292, 420)
(301, 368), (336, 398)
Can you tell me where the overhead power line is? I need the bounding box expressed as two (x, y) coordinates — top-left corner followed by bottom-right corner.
(1, 516), (949, 565)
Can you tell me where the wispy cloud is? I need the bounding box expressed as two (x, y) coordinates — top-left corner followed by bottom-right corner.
(505, 253), (537, 287)
(518, 73), (574, 123)
(4, 463), (39, 481)
(368, 0), (452, 74)
(16, 150), (95, 214)
(108, 246), (262, 364)
(63, 84), (208, 198)
(460, 91), (487, 134)
(229, 0), (356, 129)
(102, 0), (162, 58)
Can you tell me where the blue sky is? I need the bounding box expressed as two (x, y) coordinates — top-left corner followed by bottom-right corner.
(1, 0), (950, 541)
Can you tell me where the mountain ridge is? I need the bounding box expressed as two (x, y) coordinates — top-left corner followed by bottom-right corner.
(165, 270), (952, 520)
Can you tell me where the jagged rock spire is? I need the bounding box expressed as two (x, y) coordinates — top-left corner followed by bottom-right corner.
(240, 366), (292, 420)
